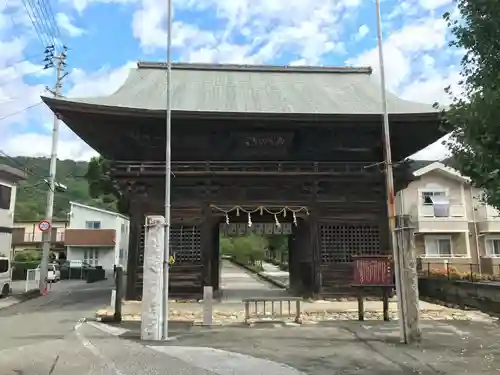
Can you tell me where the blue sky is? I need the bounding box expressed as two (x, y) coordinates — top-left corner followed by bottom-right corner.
(0, 0), (459, 160)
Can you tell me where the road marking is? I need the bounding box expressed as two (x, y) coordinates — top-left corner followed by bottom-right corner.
(150, 346), (307, 375)
(74, 320), (126, 375)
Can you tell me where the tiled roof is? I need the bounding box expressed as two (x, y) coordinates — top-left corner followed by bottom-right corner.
(42, 62), (438, 115)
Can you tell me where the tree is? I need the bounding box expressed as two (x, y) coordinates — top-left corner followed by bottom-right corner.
(85, 156), (130, 214)
(0, 156), (112, 220)
(266, 235), (288, 263)
(439, 1), (500, 209)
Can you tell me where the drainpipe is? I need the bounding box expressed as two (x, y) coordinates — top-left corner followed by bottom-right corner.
(470, 188), (482, 274)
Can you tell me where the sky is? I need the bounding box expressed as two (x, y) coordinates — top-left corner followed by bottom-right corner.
(0, 0), (462, 161)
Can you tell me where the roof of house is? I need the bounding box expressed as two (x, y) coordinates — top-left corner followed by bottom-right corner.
(408, 160), (435, 173)
(69, 201), (129, 220)
(412, 161), (470, 182)
(41, 62), (438, 116)
(0, 164), (27, 183)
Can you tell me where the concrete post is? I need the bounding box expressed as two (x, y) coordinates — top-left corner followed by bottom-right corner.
(141, 216), (165, 341)
(396, 218), (421, 343)
(203, 286), (213, 326)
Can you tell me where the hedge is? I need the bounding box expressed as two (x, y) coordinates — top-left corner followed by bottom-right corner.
(11, 261), (39, 280)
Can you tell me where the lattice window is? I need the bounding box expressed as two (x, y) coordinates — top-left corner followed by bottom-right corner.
(319, 224), (381, 264)
(137, 223), (202, 266)
(170, 225), (201, 264)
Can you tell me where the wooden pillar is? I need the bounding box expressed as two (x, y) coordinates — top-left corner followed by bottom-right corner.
(289, 224), (301, 293)
(201, 204), (213, 287)
(126, 203), (144, 300)
(211, 222), (220, 291)
(309, 208), (321, 297)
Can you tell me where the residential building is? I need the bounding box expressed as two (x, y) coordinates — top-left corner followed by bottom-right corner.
(65, 202), (129, 274)
(11, 220), (68, 257)
(0, 165), (26, 259)
(398, 161), (500, 274)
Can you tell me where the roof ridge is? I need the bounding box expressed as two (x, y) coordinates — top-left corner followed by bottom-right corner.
(136, 61), (372, 74)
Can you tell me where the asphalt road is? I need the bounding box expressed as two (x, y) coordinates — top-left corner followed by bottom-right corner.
(4, 271), (498, 375)
(0, 279), (114, 350)
(139, 319), (500, 375)
(0, 278), (303, 375)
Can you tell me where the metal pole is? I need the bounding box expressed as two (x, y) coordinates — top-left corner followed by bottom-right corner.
(161, 0), (173, 340)
(39, 54), (64, 292)
(375, 0), (408, 343)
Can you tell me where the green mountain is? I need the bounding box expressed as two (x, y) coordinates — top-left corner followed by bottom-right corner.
(0, 156), (117, 221)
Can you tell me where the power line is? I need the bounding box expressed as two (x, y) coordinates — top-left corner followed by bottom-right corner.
(0, 149), (45, 181)
(4, 52), (46, 67)
(0, 102), (42, 122)
(21, 0), (62, 51)
(0, 66), (50, 88)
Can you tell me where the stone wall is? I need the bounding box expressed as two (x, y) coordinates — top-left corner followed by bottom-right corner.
(419, 277), (500, 314)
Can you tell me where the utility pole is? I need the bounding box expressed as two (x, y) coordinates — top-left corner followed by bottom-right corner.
(375, 0), (418, 344)
(39, 46), (68, 293)
(161, 0), (173, 340)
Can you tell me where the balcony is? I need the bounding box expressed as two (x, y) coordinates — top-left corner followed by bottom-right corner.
(476, 205), (500, 233)
(110, 160), (379, 177)
(412, 204), (468, 233)
(64, 229), (116, 247)
(11, 229), (65, 245)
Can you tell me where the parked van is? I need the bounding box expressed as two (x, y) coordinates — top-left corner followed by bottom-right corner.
(36, 263), (61, 283)
(0, 256), (11, 297)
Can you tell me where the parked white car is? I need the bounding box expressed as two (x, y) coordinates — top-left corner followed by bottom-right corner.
(37, 263), (61, 283)
(0, 256), (11, 297)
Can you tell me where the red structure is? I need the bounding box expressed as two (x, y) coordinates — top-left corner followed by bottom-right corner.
(352, 256), (393, 286)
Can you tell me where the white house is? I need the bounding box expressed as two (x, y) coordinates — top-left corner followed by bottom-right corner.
(398, 160), (500, 275)
(65, 202), (129, 274)
(0, 164), (26, 259)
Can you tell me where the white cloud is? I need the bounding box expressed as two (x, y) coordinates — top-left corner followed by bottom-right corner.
(1, 132), (98, 161)
(65, 61), (135, 98)
(1, 0), (463, 163)
(133, 0), (359, 64)
(56, 13), (86, 37)
(2, 61), (134, 161)
(347, 14), (460, 160)
(68, 0), (136, 14)
(355, 24), (369, 41)
(419, 0), (452, 11)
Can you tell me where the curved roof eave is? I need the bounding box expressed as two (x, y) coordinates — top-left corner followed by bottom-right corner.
(41, 95), (442, 121)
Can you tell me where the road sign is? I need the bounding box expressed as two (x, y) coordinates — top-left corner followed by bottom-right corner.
(169, 255), (175, 265)
(38, 220), (51, 232)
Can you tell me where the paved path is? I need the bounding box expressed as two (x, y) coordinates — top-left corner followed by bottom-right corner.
(261, 261), (290, 286)
(220, 260), (287, 301)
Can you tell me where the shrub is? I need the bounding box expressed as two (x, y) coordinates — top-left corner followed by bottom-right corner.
(11, 261), (39, 280)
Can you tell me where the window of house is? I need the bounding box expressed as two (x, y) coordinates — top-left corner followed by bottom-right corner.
(424, 236), (452, 257)
(421, 191), (446, 205)
(85, 221), (101, 229)
(486, 238), (500, 257)
(83, 248), (99, 266)
(0, 184), (11, 210)
(479, 191), (488, 203)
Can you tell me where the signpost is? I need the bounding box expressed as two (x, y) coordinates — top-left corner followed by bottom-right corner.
(352, 255), (394, 321)
(38, 220), (51, 232)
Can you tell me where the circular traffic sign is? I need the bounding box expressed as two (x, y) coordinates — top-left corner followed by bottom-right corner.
(38, 220), (51, 232)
